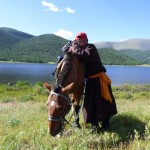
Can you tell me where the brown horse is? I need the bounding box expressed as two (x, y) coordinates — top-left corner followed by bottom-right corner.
(44, 53), (84, 136)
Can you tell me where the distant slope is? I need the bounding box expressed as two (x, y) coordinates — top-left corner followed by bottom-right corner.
(94, 39), (150, 64)
(0, 27), (33, 39)
(94, 39), (150, 51)
(0, 27), (33, 48)
(0, 34), (69, 63)
(98, 48), (141, 65)
(10, 34), (69, 63)
(0, 27), (146, 64)
(119, 49), (150, 64)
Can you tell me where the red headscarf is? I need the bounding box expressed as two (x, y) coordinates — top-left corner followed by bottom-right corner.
(75, 32), (88, 41)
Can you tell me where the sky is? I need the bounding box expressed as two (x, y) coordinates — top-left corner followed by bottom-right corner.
(1, 0), (150, 43)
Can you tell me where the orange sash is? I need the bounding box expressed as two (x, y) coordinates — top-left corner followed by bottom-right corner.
(88, 72), (112, 103)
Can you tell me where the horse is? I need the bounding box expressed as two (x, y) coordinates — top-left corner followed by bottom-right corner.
(43, 53), (84, 136)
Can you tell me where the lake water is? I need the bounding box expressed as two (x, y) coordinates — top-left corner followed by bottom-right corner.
(0, 63), (150, 85)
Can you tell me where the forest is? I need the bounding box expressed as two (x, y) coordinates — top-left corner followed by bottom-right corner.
(0, 27), (143, 64)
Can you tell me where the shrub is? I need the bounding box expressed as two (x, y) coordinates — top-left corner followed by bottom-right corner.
(1, 96), (14, 103)
(35, 82), (43, 87)
(9, 118), (20, 127)
(15, 81), (30, 89)
(19, 94), (34, 102)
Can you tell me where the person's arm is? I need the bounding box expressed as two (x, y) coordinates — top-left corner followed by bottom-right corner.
(70, 41), (95, 60)
(62, 41), (72, 53)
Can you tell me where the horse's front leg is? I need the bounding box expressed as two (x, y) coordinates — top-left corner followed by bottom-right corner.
(71, 94), (81, 128)
(73, 102), (81, 128)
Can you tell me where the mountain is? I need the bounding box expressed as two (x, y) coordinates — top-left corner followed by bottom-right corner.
(94, 39), (150, 64)
(0, 27), (69, 63)
(118, 49), (150, 64)
(97, 48), (141, 65)
(0, 27), (33, 39)
(0, 27), (145, 64)
(94, 39), (150, 51)
(9, 34), (69, 63)
(0, 27), (33, 48)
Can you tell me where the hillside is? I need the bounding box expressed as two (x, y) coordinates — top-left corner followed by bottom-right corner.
(98, 48), (141, 65)
(0, 27), (143, 64)
(0, 34), (69, 63)
(94, 39), (150, 51)
(119, 49), (150, 64)
(0, 27), (69, 63)
(0, 27), (33, 48)
(94, 39), (150, 64)
(0, 27), (33, 39)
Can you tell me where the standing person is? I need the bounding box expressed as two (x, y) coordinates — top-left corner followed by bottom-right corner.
(65, 32), (117, 133)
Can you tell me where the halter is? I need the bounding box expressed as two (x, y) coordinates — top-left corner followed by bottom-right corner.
(50, 91), (70, 103)
(48, 91), (72, 127)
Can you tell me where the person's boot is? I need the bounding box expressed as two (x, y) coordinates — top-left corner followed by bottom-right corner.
(101, 117), (110, 131)
(90, 123), (101, 133)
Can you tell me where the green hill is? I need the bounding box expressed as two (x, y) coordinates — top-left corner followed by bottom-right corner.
(9, 34), (69, 63)
(98, 48), (141, 65)
(119, 49), (150, 64)
(0, 27), (69, 63)
(0, 27), (141, 65)
(0, 27), (33, 48)
(94, 39), (150, 51)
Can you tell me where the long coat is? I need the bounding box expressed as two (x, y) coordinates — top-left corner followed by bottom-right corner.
(71, 40), (117, 123)
(82, 77), (117, 123)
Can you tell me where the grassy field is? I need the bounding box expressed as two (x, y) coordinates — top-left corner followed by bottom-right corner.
(0, 82), (150, 150)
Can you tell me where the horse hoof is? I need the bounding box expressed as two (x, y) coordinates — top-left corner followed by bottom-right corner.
(56, 133), (62, 138)
(72, 122), (81, 128)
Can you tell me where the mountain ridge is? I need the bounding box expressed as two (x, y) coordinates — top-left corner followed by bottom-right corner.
(0, 27), (149, 64)
(94, 38), (150, 51)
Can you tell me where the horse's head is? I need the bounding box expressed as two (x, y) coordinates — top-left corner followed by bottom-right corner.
(44, 82), (74, 136)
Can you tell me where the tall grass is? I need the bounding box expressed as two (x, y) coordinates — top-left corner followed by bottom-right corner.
(0, 83), (150, 149)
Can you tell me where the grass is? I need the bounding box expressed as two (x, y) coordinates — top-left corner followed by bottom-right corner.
(0, 82), (150, 150)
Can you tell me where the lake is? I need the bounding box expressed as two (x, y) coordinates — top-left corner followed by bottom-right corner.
(0, 63), (150, 85)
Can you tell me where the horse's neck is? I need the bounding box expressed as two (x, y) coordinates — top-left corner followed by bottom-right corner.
(56, 54), (74, 86)
(56, 54), (84, 88)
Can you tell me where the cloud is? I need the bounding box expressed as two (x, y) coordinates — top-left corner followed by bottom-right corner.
(119, 38), (128, 41)
(64, 7), (75, 13)
(41, 1), (75, 13)
(54, 29), (73, 40)
(41, 1), (60, 12)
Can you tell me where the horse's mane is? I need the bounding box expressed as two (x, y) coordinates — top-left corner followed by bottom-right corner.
(56, 53), (73, 87)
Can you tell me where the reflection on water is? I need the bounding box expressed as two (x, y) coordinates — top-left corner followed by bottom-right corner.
(0, 63), (150, 85)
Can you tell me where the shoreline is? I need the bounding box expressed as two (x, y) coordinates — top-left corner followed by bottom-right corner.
(0, 61), (150, 66)
(0, 61), (56, 64)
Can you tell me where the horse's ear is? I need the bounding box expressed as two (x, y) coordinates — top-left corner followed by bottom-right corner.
(43, 82), (52, 91)
(62, 83), (74, 93)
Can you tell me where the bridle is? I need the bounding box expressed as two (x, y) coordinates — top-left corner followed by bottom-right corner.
(48, 91), (72, 127)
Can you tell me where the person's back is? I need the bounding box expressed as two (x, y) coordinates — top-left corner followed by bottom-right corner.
(71, 40), (106, 77)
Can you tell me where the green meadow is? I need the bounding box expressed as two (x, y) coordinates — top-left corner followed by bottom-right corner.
(0, 82), (150, 150)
